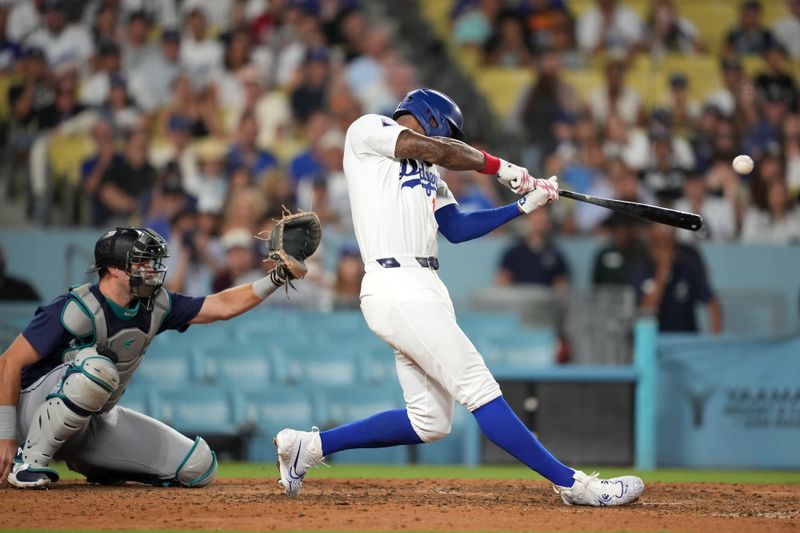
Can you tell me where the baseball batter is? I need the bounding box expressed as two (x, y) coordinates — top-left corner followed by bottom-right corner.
(0, 225), (308, 489)
(276, 88), (644, 506)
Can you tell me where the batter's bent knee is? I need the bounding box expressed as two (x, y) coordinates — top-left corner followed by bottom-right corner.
(61, 348), (120, 413)
(175, 437), (217, 487)
(406, 411), (452, 443)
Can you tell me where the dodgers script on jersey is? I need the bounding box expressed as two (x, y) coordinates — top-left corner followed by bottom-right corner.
(343, 114), (457, 262)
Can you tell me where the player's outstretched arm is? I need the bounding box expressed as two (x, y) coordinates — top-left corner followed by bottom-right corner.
(394, 130), (551, 195)
(189, 269), (286, 324)
(0, 335), (41, 482)
(436, 176), (560, 244)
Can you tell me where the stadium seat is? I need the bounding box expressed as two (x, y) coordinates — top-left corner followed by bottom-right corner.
(136, 348), (201, 385)
(238, 386), (318, 462)
(280, 344), (371, 386)
(115, 385), (153, 416)
(317, 384), (408, 465)
(479, 330), (557, 374)
(155, 386), (243, 437)
(201, 344), (275, 389)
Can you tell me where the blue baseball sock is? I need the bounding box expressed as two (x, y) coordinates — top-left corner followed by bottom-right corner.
(473, 396), (575, 487)
(320, 409), (423, 456)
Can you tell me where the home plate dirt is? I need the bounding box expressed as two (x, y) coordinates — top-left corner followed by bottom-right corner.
(1, 478), (798, 532)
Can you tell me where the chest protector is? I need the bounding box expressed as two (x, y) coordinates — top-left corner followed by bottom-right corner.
(60, 283), (170, 410)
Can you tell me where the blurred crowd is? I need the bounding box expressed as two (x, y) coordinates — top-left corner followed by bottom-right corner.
(0, 0), (422, 303)
(1, 0), (799, 321)
(453, 0), (800, 246)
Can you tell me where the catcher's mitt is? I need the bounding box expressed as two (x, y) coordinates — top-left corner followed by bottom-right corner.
(258, 209), (322, 281)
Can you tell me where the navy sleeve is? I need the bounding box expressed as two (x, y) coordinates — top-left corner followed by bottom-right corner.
(552, 249), (570, 280)
(435, 203), (521, 244)
(21, 295), (72, 359)
(686, 262), (714, 304)
(158, 291), (206, 333)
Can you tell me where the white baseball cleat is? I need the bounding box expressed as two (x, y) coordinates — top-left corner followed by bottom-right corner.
(274, 427), (324, 497)
(554, 470), (644, 506)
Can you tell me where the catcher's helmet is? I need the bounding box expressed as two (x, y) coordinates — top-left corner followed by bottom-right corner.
(392, 88), (465, 140)
(88, 227), (169, 309)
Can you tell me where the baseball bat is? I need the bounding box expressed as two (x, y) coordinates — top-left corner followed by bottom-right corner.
(559, 190), (704, 231)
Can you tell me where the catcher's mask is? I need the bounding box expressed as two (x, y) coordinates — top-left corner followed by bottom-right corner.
(88, 227), (169, 310)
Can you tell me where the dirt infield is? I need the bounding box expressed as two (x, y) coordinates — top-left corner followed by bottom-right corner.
(1, 478), (798, 532)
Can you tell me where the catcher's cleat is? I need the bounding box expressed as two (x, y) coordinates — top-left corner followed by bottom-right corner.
(274, 426), (324, 497)
(7, 451), (59, 489)
(554, 470), (644, 507)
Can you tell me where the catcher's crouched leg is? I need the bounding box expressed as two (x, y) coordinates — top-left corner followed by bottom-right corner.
(70, 436), (217, 487)
(23, 348), (119, 468)
(175, 436), (218, 487)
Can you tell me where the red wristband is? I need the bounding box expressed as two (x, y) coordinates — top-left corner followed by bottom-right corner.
(479, 150), (501, 175)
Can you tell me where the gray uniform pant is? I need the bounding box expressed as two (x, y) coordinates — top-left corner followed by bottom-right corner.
(18, 363), (194, 481)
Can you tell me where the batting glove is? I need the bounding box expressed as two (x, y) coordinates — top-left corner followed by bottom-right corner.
(517, 176), (560, 214)
(496, 159), (535, 194)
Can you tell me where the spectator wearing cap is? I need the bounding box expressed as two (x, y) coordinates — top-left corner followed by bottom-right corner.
(180, 7), (223, 88)
(25, 0), (93, 67)
(515, 50), (579, 169)
(291, 47), (330, 123)
(333, 243), (364, 310)
(141, 162), (196, 241)
(690, 104), (724, 173)
(588, 59), (642, 127)
(7, 0), (44, 45)
(591, 211), (647, 286)
(725, 0), (776, 56)
(121, 9), (157, 73)
(184, 137), (229, 214)
(772, 0), (800, 59)
(663, 73), (701, 136)
(103, 74), (143, 132)
(225, 110), (278, 179)
(129, 28), (182, 112)
(640, 125), (689, 202)
(576, 0), (643, 58)
(149, 114), (199, 184)
(8, 46), (53, 130)
(642, 0), (702, 56)
(212, 228), (262, 292)
(496, 208), (570, 288)
(631, 222), (721, 333)
(80, 40), (123, 107)
(82, 0), (179, 31)
(96, 129), (156, 225)
(754, 42), (797, 110)
(81, 117), (122, 225)
(705, 57), (745, 118)
(164, 207), (222, 296)
(674, 173), (736, 244)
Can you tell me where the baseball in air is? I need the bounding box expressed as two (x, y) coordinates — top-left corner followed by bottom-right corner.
(732, 155), (754, 174)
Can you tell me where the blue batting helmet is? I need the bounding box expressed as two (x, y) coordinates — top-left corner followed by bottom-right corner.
(392, 88), (465, 140)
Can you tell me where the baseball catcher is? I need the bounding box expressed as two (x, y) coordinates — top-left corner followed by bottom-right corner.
(0, 223), (318, 489)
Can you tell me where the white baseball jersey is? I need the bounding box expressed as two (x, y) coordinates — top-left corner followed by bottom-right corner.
(343, 114), (457, 262)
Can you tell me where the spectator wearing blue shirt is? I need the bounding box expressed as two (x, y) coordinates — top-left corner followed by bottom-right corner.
(225, 110), (277, 179)
(496, 208), (570, 288)
(630, 222), (721, 333)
